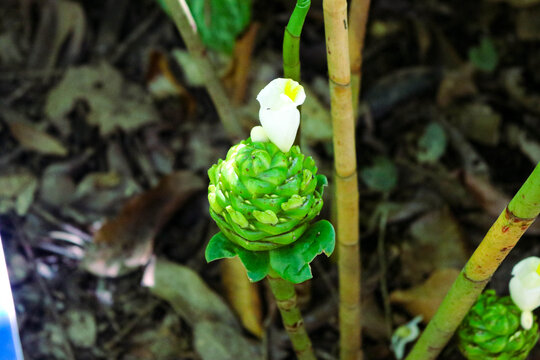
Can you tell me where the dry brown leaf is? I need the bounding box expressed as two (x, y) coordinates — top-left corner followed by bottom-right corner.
(437, 64), (477, 107)
(401, 207), (468, 283)
(82, 171), (204, 277)
(448, 102), (501, 146)
(390, 268), (460, 322)
(223, 22), (260, 105)
(1, 105), (68, 156)
(145, 50), (196, 116)
(144, 257), (239, 328)
(221, 258), (263, 337)
(8, 121), (68, 156)
(45, 62), (159, 135)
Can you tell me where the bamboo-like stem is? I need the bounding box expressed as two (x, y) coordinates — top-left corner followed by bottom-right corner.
(348, 0), (370, 116)
(322, 1), (361, 359)
(163, 0), (243, 141)
(405, 162), (540, 360)
(267, 275), (316, 360)
(283, 0), (310, 81)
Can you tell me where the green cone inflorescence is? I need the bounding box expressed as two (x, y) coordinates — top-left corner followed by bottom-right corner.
(457, 290), (539, 360)
(205, 137), (334, 284)
(208, 138), (326, 251)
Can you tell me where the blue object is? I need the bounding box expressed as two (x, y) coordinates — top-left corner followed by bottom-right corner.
(0, 237), (23, 360)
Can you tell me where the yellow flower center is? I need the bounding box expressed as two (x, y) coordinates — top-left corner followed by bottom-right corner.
(283, 79), (302, 102)
(536, 263), (540, 276)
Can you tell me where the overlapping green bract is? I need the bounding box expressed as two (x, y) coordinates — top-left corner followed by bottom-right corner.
(208, 138), (326, 252)
(457, 290), (539, 360)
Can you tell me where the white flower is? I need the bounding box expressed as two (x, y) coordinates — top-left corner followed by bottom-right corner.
(391, 316), (422, 360)
(254, 78), (306, 153)
(509, 256), (540, 330)
(250, 126), (269, 143)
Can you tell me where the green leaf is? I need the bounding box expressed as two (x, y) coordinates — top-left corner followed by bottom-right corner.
(205, 232), (269, 282)
(469, 37), (498, 73)
(360, 156), (398, 193)
(158, 0), (251, 53)
(235, 247), (269, 282)
(269, 220), (335, 284)
(188, 0), (251, 54)
(205, 232), (238, 262)
(417, 122), (447, 164)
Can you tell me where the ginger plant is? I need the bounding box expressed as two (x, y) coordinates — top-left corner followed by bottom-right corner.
(456, 256), (540, 359)
(406, 162), (540, 359)
(205, 79), (335, 360)
(457, 289), (539, 360)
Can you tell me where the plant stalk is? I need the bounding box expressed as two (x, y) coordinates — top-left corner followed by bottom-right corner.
(322, 1), (362, 359)
(163, 0), (243, 141)
(405, 162), (540, 360)
(283, 0), (310, 81)
(348, 0), (371, 116)
(267, 274), (316, 360)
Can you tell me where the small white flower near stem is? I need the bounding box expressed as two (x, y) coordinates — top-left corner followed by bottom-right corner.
(509, 256), (540, 330)
(391, 316), (423, 359)
(253, 78), (306, 153)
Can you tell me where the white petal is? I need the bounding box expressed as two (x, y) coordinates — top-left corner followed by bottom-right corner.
(510, 276), (540, 311)
(250, 126), (269, 143)
(259, 105), (299, 153)
(256, 78), (289, 108)
(256, 78), (306, 108)
(512, 257), (540, 276)
(520, 271), (540, 289)
(521, 311), (534, 330)
(292, 84), (306, 107)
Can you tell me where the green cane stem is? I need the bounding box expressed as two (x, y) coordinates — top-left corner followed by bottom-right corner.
(267, 272), (316, 360)
(283, 0), (309, 147)
(322, 0), (362, 359)
(283, 0), (310, 81)
(405, 162), (540, 360)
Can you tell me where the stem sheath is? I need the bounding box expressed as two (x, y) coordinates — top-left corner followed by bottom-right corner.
(163, 0), (243, 141)
(405, 163), (540, 360)
(267, 275), (316, 360)
(322, 1), (362, 359)
(283, 0), (310, 81)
